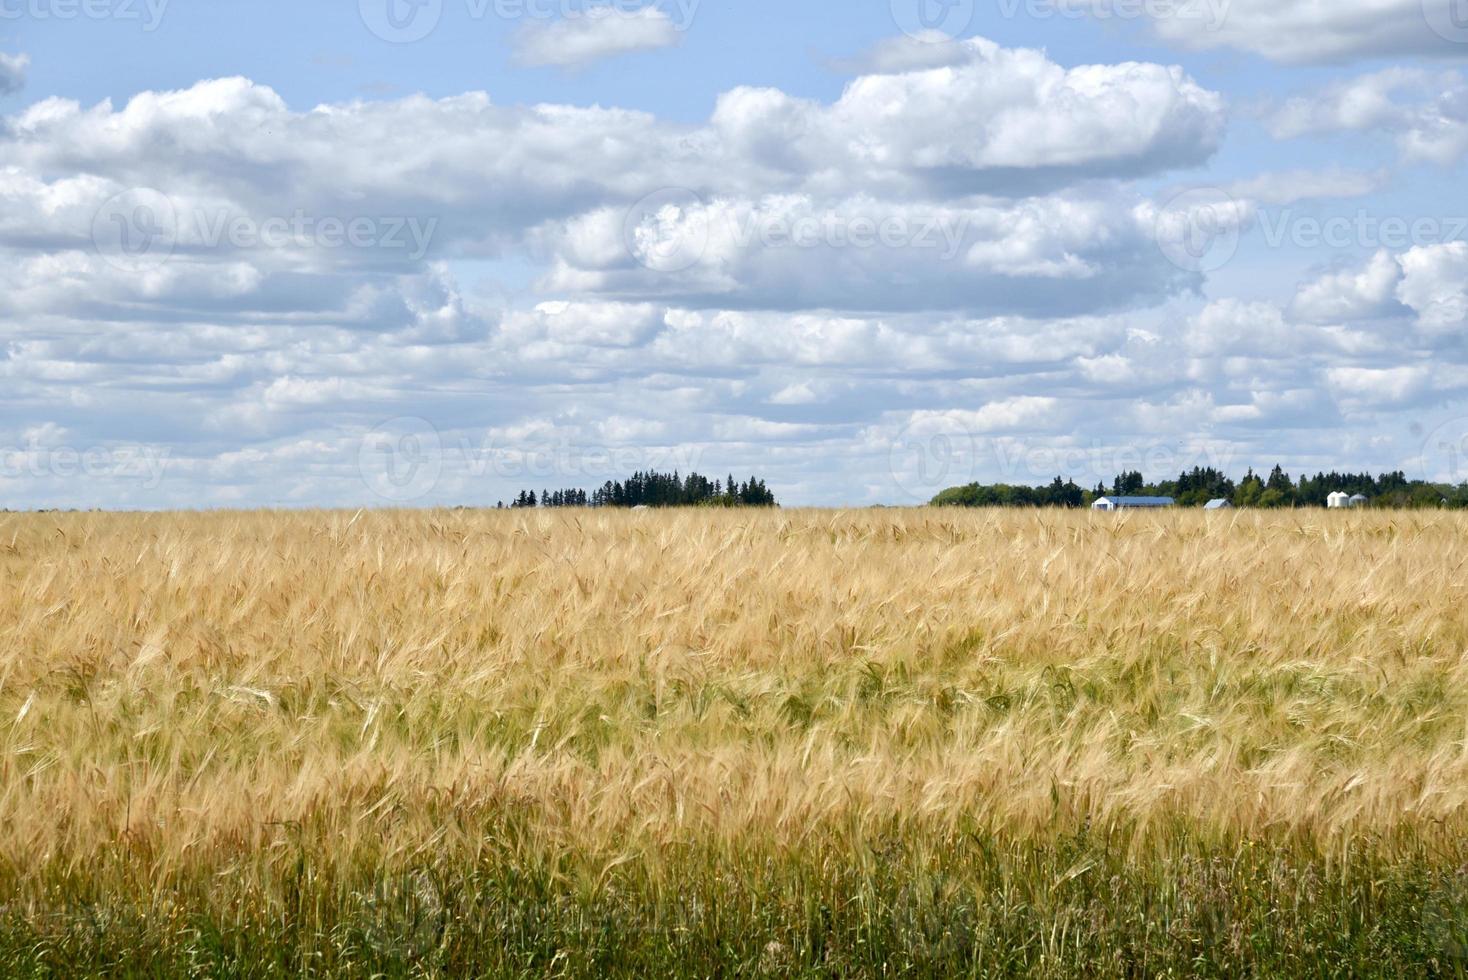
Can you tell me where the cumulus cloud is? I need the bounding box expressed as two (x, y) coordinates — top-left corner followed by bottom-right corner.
(1266, 69), (1468, 164)
(1290, 251), (1406, 324)
(1284, 244), (1468, 337)
(505, 301), (665, 348)
(4, 34), (1464, 508)
(1326, 365), (1435, 410)
(0, 39), (1224, 224)
(514, 7), (681, 69)
(1186, 299), (1307, 358)
(0, 45), (1223, 322)
(1396, 241), (1468, 333)
(542, 191), (1196, 315)
(708, 39), (1224, 195)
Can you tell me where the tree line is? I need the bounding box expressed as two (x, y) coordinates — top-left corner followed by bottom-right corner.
(933, 466), (1468, 509)
(502, 471), (778, 509)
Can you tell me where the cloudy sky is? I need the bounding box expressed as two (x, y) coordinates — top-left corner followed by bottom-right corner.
(3, 0), (1468, 508)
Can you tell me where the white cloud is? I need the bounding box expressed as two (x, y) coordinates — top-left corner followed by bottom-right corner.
(542, 191), (1195, 315)
(1290, 250), (1405, 324)
(768, 381), (826, 405)
(0, 42), (1224, 298)
(5, 36), (1466, 508)
(1266, 69), (1468, 164)
(1326, 365), (1435, 409)
(1397, 241), (1468, 332)
(1186, 299), (1303, 357)
(512, 300), (665, 347)
(714, 40), (1224, 193)
(514, 7), (681, 69)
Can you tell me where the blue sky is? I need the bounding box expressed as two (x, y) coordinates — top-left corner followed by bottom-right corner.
(2, 0), (1468, 507)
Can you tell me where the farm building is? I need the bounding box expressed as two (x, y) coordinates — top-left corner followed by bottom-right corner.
(1092, 496), (1175, 512)
(1328, 492), (1370, 509)
(1204, 499), (1233, 510)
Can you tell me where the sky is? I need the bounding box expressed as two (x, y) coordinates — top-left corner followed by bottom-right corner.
(2, 0), (1468, 508)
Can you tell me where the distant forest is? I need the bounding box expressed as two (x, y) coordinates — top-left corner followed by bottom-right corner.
(933, 466), (1468, 509)
(503, 471), (778, 509)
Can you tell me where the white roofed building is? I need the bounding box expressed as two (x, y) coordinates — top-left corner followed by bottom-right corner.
(1092, 496), (1175, 511)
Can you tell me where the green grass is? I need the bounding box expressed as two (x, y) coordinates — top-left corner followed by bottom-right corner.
(4, 829), (1468, 977)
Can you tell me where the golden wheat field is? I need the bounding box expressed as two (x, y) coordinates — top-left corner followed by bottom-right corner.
(3, 507), (1468, 976)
